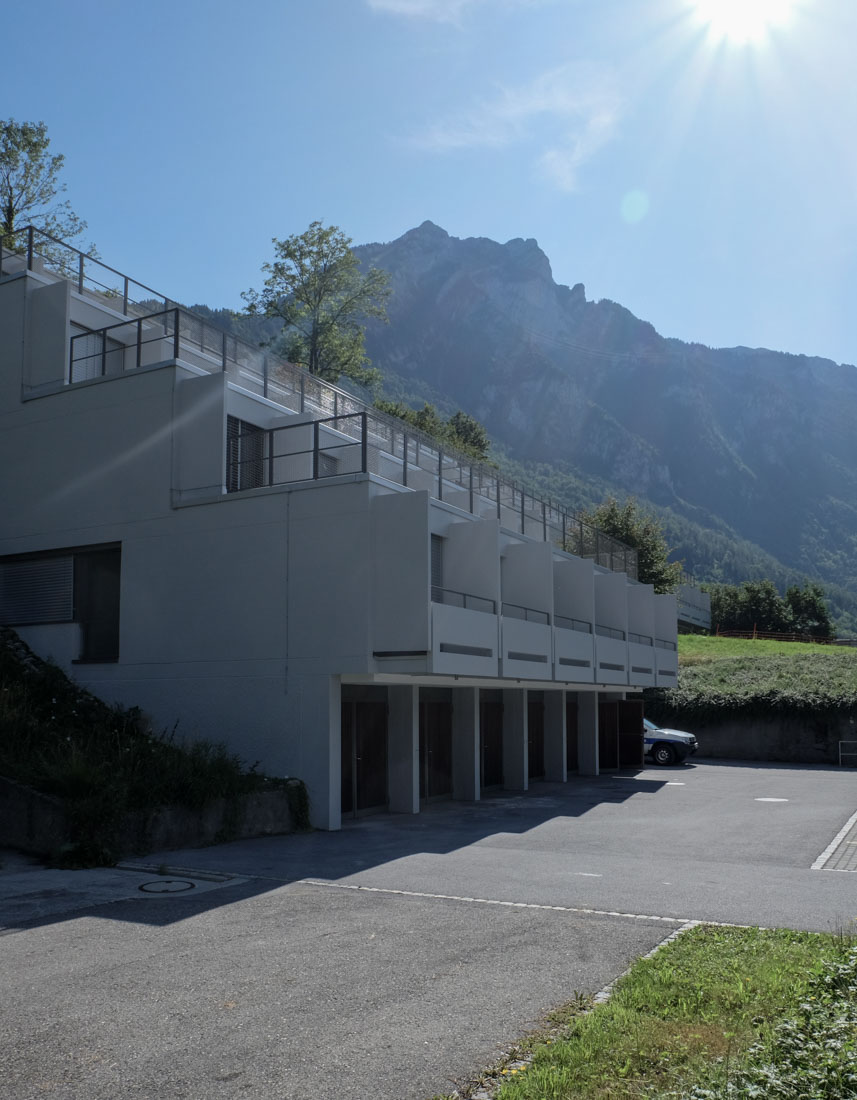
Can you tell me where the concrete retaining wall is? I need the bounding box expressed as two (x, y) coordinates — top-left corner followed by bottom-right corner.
(691, 712), (857, 766)
(0, 776), (296, 858)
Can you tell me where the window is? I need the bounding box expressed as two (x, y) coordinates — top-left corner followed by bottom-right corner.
(227, 416), (266, 491)
(0, 545), (121, 662)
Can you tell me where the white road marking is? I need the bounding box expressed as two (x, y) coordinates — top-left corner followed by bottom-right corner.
(301, 879), (691, 924)
(574, 872), (602, 877)
(666, 781), (685, 786)
(755, 797), (788, 802)
(812, 807), (857, 870)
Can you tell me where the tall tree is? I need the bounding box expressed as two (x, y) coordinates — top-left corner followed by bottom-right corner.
(0, 119), (91, 252)
(577, 496), (683, 593)
(243, 221), (390, 386)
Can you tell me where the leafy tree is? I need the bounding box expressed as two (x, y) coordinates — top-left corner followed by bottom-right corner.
(374, 400), (491, 462)
(0, 119), (92, 253)
(243, 221), (390, 387)
(577, 496), (683, 593)
(784, 582), (833, 637)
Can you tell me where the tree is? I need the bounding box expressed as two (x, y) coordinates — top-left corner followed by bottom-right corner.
(784, 582), (833, 638)
(706, 579), (833, 637)
(374, 400), (492, 462)
(243, 221), (390, 387)
(0, 119), (91, 253)
(577, 496), (683, 593)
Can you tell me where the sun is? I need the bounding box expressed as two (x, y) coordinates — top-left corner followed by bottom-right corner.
(693, 0), (797, 43)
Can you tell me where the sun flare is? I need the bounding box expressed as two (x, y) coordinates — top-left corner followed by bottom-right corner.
(694, 0), (797, 43)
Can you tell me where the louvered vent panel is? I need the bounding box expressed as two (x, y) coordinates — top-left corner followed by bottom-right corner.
(0, 557), (74, 624)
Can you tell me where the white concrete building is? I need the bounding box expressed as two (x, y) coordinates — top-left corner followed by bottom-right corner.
(0, 229), (679, 828)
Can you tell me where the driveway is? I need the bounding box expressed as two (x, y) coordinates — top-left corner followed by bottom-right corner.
(2, 760), (856, 1100)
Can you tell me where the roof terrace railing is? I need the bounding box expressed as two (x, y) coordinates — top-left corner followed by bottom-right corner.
(5, 225), (638, 579)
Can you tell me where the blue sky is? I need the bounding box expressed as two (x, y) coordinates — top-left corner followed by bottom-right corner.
(4, 0), (855, 365)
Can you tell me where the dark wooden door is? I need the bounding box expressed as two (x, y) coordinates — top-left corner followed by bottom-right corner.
(598, 701), (619, 770)
(341, 699), (388, 815)
(480, 699), (504, 788)
(419, 700), (453, 800)
(527, 696), (545, 780)
(566, 697), (578, 773)
(617, 699), (644, 768)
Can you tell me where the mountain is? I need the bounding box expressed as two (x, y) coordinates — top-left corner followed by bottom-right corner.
(353, 222), (857, 631)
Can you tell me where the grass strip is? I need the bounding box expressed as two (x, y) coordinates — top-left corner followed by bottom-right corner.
(447, 924), (856, 1100)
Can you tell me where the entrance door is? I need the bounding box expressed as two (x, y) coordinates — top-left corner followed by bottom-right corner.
(617, 700), (645, 768)
(527, 695), (545, 780)
(598, 701), (619, 770)
(419, 699), (453, 801)
(480, 699), (504, 788)
(566, 697), (578, 773)
(341, 699), (388, 816)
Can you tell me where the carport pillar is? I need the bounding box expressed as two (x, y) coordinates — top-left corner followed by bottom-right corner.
(543, 690), (566, 782)
(387, 685), (419, 814)
(502, 689), (528, 791)
(577, 691), (599, 776)
(452, 687), (480, 801)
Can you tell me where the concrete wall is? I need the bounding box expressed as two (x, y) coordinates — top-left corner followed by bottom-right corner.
(691, 712), (857, 766)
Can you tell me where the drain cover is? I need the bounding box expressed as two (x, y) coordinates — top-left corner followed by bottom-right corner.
(139, 879), (196, 893)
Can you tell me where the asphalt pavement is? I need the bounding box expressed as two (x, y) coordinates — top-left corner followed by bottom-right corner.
(2, 760), (856, 1099)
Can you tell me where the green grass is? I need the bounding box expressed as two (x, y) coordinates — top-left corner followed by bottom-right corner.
(0, 627), (308, 864)
(644, 634), (857, 724)
(445, 925), (857, 1100)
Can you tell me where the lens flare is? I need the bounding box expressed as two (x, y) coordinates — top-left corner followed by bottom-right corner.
(694, 0), (797, 43)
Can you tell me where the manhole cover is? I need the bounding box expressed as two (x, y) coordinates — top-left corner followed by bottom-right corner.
(139, 879), (196, 893)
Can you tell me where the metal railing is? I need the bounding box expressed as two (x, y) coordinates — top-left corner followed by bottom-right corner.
(839, 741), (857, 767)
(555, 615), (592, 633)
(595, 623), (626, 640)
(430, 587), (496, 614)
(9, 225), (637, 577)
(501, 602), (550, 625)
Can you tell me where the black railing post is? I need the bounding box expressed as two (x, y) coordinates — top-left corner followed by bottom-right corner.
(469, 464), (474, 514)
(263, 355), (269, 399)
(68, 336), (75, 384)
(78, 253), (84, 294)
(542, 500), (547, 540)
(360, 411), (368, 472)
(313, 420), (320, 479)
(520, 488), (525, 534)
(496, 476), (502, 521)
(402, 432), (408, 487)
(300, 373), (305, 413)
(334, 391), (339, 418)
(27, 226), (34, 270)
(136, 319), (142, 370)
(123, 276), (129, 315)
(268, 429), (275, 487)
(173, 309), (180, 360)
(437, 447), (443, 501)
(101, 333), (107, 377)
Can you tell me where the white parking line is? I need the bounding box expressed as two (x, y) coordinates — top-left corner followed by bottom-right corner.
(301, 880), (690, 924)
(812, 808), (857, 870)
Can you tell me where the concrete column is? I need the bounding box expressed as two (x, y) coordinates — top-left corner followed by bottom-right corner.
(577, 690), (599, 776)
(502, 689), (528, 791)
(287, 674), (341, 831)
(387, 685), (419, 814)
(543, 690), (566, 782)
(452, 687), (480, 801)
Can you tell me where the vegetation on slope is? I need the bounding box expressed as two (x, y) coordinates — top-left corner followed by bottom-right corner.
(645, 634), (857, 724)
(0, 627), (307, 864)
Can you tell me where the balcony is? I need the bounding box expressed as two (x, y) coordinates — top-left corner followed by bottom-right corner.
(9, 225), (637, 578)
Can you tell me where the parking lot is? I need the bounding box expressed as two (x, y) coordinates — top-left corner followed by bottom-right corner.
(2, 761), (856, 1100)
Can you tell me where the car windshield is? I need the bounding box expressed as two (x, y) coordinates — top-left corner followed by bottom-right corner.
(643, 718), (658, 731)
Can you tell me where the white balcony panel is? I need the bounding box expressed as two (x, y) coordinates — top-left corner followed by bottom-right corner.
(628, 641), (656, 687)
(595, 636), (628, 685)
(431, 602), (499, 677)
(501, 618), (552, 681)
(655, 644), (679, 687)
(554, 626), (595, 684)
